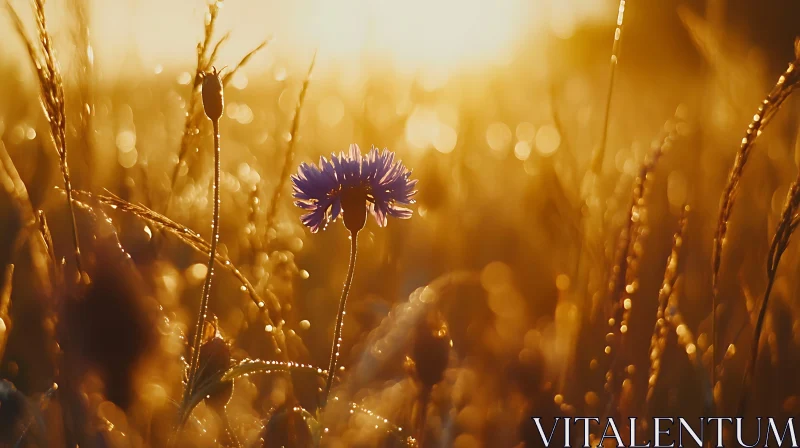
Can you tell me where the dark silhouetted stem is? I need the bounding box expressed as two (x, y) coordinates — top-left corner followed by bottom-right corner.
(737, 273), (775, 416)
(180, 118), (222, 422)
(323, 231), (358, 408)
(59, 155), (85, 283)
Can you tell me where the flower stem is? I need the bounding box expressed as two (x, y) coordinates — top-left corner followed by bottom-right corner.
(322, 230), (358, 408)
(180, 118), (222, 422)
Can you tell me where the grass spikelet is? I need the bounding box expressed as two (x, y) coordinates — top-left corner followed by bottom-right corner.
(67, 0), (95, 183)
(167, 0), (270, 210)
(170, 0), (223, 205)
(264, 52), (316, 236)
(737, 168), (800, 415)
(711, 42), (800, 389)
(6, 0), (85, 283)
(603, 122), (679, 413)
(70, 189), (279, 316)
(645, 205), (688, 406)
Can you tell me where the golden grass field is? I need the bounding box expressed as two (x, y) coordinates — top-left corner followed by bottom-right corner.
(0, 0), (799, 446)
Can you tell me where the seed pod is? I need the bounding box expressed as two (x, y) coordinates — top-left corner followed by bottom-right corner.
(202, 67), (225, 121)
(260, 404), (316, 448)
(196, 330), (233, 411)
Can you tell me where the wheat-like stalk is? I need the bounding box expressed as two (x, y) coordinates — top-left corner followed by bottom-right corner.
(711, 42), (800, 391)
(166, 0), (269, 212)
(67, 0), (95, 186)
(603, 122), (679, 418)
(70, 189), (279, 313)
(645, 205), (688, 406)
(6, 0), (85, 282)
(263, 52), (316, 237)
(737, 173), (800, 415)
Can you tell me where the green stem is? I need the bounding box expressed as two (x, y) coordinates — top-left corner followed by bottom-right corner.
(322, 231), (358, 408)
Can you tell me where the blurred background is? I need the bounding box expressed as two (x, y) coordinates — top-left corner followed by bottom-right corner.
(0, 0), (800, 446)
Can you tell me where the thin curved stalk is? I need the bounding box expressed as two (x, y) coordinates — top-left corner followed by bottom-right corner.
(591, 0), (627, 174)
(180, 118), (222, 422)
(264, 52), (316, 235)
(737, 181), (800, 415)
(711, 52), (800, 394)
(322, 230), (358, 408)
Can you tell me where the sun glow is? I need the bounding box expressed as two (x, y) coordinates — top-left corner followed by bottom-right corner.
(307, 0), (523, 71)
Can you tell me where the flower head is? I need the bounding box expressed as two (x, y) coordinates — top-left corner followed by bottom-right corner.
(291, 144), (417, 233)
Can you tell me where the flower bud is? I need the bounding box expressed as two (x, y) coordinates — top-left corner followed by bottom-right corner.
(197, 332), (233, 411)
(409, 309), (450, 391)
(260, 404), (315, 448)
(202, 67), (225, 121)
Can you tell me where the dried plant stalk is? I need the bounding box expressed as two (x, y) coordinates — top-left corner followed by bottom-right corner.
(711, 44), (800, 389)
(68, 0), (95, 184)
(166, 0), (269, 210)
(0, 142), (53, 291)
(590, 0), (627, 174)
(264, 52), (317, 235)
(0, 264), (15, 362)
(71, 189), (278, 314)
(646, 205), (688, 405)
(737, 174), (800, 415)
(170, 0), (222, 203)
(603, 123), (679, 414)
(6, 0), (85, 281)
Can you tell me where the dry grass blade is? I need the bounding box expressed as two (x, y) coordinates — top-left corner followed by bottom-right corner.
(222, 39), (270, 86)
(645, 205), (688, 408)
(169, 0), (223, 210)
(6, 0), (85, 281)
(737, 175), (800, 415)
(264, 52), (317, 235)
(710, 44), (800, 394)
(590, 0), (627, 174)
(0, 142), (35, 226)
(0, 142), (53, 291)
(68, 0), (95, 184)
(167, 1), (270, 211)
(37, 210), (62, 287)
(70, 189), (279, 314)
(180, 359), (327, 426)
(0, 264), (15, 362)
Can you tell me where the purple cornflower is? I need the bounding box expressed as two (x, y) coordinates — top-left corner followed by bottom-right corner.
(291, 144), (417, 233)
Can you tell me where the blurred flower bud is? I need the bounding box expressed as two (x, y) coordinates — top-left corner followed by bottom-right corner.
(202, 67), (225, 121)
(260, 404), (317, 448)
(196, 324), (233, 411)
(409, 309), (450, 392)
